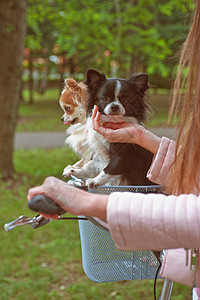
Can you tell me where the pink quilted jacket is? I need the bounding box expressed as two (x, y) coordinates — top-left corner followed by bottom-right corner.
(106, 137), (200, 288)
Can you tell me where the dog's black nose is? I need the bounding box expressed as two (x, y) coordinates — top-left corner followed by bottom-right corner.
(61, 116), (64, 122)
(110, 104), (119, 113)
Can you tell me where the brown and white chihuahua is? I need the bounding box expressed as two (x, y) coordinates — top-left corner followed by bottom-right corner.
(59, 78), (92, 172)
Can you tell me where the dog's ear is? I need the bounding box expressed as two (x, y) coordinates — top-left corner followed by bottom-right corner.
(85, 69), (106, 89)
(129, 73), (149, 92)
(65, 78), (87, 106)
(65, 78), (79, 92)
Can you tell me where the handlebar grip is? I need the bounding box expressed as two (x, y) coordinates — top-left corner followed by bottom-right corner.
(28, 195), (66, 215)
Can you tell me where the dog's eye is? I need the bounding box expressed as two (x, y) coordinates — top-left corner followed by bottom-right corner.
(64, 106), (70, 113)
(102, 97), (109, 103)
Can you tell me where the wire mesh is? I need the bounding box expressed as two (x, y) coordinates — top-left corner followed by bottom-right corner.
(78, 185), (164, 283)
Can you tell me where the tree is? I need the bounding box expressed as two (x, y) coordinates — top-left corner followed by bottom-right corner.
(0, 0), (27, 179)
(25, 0), (58, 102)
(25, 0), (194, 90)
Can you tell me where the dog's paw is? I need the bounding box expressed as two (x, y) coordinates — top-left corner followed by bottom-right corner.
(62, 165), (77, 177)
(86, 178), (99, 188)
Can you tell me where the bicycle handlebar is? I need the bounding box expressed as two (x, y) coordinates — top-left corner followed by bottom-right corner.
(28, 195), (66, 215)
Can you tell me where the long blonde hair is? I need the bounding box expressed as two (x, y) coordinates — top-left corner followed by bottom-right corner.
(168, 0), (200, 194)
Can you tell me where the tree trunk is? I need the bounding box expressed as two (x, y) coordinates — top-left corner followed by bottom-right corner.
(39, 58), (48, 95)
(0, 0), (27, 179)
(28, 56), (34, 104)
(19, 77), (25, 103)
(130, 54), (139, 74)
(59, 53), (67, 93)
(113, 0), (121, 76)
(68, 57), (75, 75)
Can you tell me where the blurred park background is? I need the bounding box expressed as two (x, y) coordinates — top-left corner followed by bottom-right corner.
(0, 0), (194, 299)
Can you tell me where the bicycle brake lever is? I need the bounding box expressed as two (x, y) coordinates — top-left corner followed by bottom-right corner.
(4, 214), (51, 232)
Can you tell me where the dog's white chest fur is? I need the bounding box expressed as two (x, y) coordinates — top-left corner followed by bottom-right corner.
(86, 117), (110, 170)
(66, 123), (92, 162)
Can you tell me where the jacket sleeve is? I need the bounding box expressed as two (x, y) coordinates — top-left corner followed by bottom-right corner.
(107, 192), (200, 251)
(146, 136), (176, 186)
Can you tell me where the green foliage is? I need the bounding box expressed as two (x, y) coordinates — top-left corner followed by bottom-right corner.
(25, 0), (194, 81)
(26, 0), (57, 51)
(160, 0), (194, 15)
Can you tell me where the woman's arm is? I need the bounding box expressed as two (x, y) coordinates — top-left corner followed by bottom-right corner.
(92, 105), (161, 154)
(27, 177), (200, 252)
(107, 191), (200, 251)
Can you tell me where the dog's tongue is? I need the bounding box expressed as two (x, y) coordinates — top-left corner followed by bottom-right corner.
(64, 121), (71, 125)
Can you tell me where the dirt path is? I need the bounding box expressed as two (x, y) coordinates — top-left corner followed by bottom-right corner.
(14, 128), (177, 150)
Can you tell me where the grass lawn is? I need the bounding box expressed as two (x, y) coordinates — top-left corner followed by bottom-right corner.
(18, 89), (65, 132)
(1, 88), (185, 299)
(0, 148), (191, 299)
(17, 89), (174, 132)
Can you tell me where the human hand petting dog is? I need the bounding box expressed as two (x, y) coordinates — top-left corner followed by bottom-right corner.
(27, 176), (108, 220)
(92, 105), (161, 155)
